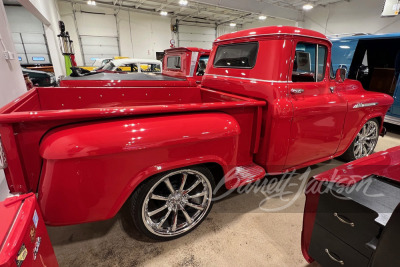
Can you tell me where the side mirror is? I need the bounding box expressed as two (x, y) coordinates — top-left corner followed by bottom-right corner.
(335, 68), (347, 83)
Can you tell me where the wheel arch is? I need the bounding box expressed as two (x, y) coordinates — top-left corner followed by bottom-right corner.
(105, 159), (228, 219)
(336, 114), (382, 157)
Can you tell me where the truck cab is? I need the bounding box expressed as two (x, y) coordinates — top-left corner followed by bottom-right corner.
(331, 33), (400, 125)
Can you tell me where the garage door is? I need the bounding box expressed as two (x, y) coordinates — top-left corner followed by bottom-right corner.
(81, 36), (119, 65)
(76, 13), (120, 65)
(178, 25), (216, 49)
(12, 32), (51, 65)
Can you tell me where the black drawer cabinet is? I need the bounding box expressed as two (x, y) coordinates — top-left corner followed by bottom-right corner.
(308, 175), (400, 267)
(315, 189), (380, 257)
(309, 224), (370, 267)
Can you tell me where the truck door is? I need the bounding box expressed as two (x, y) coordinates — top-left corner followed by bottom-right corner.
(285, 40), (347, 169)
(0, 193), (58, 266)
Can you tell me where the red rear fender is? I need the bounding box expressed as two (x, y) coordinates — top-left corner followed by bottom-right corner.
(37, 113), (240, 225)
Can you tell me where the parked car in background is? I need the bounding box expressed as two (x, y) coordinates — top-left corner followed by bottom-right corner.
(80, 56), (129, 71)
(331, 33), (400, 125)
(0, 27), (393, 249)
(100, 58), (162, 73)
(60, 47), (210, 87)
(22, 67), (57, 87)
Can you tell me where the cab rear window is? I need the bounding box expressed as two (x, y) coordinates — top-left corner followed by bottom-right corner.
(213, 42), (258, 68)
(167, 56), (181, 69)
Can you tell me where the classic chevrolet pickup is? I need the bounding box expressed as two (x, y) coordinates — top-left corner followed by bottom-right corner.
(0, 27), (394, 258)
(60, 47), (210, 88)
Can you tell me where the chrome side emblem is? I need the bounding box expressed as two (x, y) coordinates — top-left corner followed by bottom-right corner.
(0, 138), (7, 169)
(353, 102), (378, 109)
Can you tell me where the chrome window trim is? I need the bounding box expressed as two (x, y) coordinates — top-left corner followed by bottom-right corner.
(0, 137), (7, 169)
(204, 73), (289, 83)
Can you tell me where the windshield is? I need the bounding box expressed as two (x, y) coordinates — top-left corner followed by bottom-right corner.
(331, 40), (359, 77)
(196, 55), (209, 76)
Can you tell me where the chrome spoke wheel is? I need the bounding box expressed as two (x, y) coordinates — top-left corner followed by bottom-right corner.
(142, 169), (212, 237)
(353, 121), (378, 159)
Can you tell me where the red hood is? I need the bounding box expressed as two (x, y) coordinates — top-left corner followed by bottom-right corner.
(314, 146), (400, 185)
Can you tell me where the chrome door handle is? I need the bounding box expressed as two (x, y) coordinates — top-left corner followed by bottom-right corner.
(325, 249), (344, 265)
(330, 86), (335, 93)
(290, 88), (304, 94)
(333, 213), (355, 227)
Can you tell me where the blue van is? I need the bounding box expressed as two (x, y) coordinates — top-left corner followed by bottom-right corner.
(331, 33), (400, 125)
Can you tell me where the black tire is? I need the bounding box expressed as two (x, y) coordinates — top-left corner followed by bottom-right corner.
(341, 118), (379, 162)
(129, 166), (215, 241)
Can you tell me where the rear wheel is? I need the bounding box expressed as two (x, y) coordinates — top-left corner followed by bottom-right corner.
(129, 166), (215, 241)
(341, 119), (379, 161)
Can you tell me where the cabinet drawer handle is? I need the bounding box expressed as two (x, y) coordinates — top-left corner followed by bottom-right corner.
(334, 213), (355, 227)
(325, 248), (344, 265)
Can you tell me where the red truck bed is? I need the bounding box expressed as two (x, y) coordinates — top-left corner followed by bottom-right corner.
(0, 86), (263, 122)
(0, 87), (265, 202)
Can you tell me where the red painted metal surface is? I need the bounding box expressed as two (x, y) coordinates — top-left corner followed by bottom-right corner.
(301, 145), (400, 263)
(0, 26), (393, 227)
(0, 193), (58, 266)
(162, 47), (210, 84)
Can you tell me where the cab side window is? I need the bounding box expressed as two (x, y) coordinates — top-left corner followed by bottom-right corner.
(292, 42), (327, 82)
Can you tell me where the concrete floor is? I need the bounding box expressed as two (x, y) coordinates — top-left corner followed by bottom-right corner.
(48, 123), (400, 267)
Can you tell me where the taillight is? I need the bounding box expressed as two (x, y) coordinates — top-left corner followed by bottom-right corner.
(0, 138), (7, 169)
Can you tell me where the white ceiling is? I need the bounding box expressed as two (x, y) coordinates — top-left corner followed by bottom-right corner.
(5, 0), (351, 26)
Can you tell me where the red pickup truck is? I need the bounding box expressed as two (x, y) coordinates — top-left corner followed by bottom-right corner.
(60, 47), (210, 88)
(0, 27), (394, 264)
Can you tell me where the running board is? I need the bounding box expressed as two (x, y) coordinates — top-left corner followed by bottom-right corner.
(225, 163), (266, 189)
(385, 115), (400, 126)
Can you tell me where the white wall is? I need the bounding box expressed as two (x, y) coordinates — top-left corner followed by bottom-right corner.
(243, 17), (298, 30)
(178, 25), (215, 49)
(0, 0), (27, 201)
(58, 3), (173, 65)
(21, 0), (66, 77)
(303, 0), (400, 35)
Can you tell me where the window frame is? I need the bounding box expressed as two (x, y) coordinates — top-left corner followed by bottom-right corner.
(213, 41), (259, 69)
(291, 41), (328, 83)
(166, 56), (182, 70)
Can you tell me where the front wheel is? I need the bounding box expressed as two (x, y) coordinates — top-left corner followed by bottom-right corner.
(341, 118), (379, 162)
(129, 166), (215, 241)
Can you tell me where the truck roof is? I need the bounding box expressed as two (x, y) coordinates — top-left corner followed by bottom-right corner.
(215, 26), (328, 43)
(164, 47), (210, 53)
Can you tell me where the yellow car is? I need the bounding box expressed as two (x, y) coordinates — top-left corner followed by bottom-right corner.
(100, 58), (162, 73)
(80, 57), (129, 71)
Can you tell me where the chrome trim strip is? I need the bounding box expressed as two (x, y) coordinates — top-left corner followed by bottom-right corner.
(353, 102), (378, 109)
(188, 51), (198, 78)
(0, 137), (7, 169)
(385, 115), (400, 126)
(204, 73), (289, 83)
(215, 33), (332, 44)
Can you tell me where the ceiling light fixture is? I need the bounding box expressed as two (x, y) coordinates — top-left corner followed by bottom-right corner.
(230, 23), (236, 27)
(179, 0), (188, 6)
(259, 15), (267, 20)
(303, 4), (313, 10)
(160, 11), (168, 16)
(87, 0), (96, 5)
